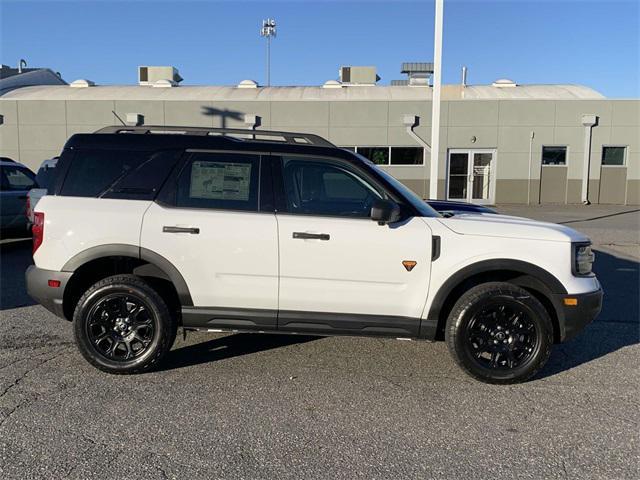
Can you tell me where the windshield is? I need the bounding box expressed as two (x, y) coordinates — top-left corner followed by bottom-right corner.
(353, 153), (440, 218)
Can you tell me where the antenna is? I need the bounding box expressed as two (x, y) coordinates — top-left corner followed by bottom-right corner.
(260, 18), (277, 86)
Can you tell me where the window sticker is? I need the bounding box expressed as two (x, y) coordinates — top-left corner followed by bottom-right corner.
(190, 161), (252, 201)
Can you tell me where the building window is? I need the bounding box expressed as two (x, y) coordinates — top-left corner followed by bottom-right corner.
(541, 146), (567, 166)
(390, 147), (423, 165)
(357, 147), (389, 166)
(351, 146), (425, 166)
(602, 146), (626, 166)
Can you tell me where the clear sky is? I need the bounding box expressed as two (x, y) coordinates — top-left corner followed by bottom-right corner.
(1, 0), (638, 97)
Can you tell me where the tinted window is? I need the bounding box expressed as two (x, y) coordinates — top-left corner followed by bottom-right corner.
(282, 157), (382, 218)
(357, 147), (389, 166)
(35, 161), (58, 190)
(390, 147), (423, 165)
(61, 149), (152, 197)
(1, 166), (36, 191)
(542, 146), (567, 166)
(353, 153), (439, 218)
(602, 146), (626, 166)
(103, 150), (181, 200)
(176, 153), (260, 211)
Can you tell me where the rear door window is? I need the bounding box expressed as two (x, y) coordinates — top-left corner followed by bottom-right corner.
(175, 152), (260, 211)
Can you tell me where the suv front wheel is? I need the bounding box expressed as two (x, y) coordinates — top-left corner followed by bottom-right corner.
(73, 275), (177, 374)
(445, 282), (553, 384)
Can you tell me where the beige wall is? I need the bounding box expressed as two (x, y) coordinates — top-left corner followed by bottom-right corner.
(0, 95), (638, 204)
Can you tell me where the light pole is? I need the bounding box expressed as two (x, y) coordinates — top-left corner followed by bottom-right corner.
(261, 18), (277, 86)
(430, 0), (444, 199)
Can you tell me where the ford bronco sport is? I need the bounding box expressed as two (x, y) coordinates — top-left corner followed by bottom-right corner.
(26, 126), (602, 383)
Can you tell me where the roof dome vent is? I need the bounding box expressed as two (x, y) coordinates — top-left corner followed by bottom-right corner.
(492, 78), (517, 88)
(70, 79), (95, 88)
(322, 80), (342, 89)
(237, 79), (259, 89)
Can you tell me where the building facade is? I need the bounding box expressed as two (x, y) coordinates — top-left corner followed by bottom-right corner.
(0, 80), (637, 204)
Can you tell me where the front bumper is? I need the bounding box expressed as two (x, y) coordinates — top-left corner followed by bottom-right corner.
(554, 287), (603, 342)
(25, 265), (72, 319)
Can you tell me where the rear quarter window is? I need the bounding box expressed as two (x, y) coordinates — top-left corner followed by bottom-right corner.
(60, 150), (153, 197)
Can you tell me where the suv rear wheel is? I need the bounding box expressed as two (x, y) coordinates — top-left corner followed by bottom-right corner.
(73, 275), (177, 374)
(445, 282), (553, 384)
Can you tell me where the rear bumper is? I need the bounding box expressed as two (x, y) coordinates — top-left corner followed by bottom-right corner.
(554, 287), (603, 342)
(25, 266), (72, 319)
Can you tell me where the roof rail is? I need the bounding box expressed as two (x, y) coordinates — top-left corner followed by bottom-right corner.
(94, 125), (335, 148)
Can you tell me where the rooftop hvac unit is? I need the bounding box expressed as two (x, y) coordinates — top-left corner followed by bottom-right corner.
(339, 66), (380, 86)
(399, 62), (434, 87)
(138, 66), (183, 86)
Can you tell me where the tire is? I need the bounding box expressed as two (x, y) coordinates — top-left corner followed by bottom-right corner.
(445, 282), (553, 384)
(73, 274), (177, 374)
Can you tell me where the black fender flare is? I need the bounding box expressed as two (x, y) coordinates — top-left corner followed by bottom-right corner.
(420, 259), (567, 339)
(61, 244), (193, 306)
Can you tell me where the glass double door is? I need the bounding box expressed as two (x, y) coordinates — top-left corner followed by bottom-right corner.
(447, 149), (496, 204)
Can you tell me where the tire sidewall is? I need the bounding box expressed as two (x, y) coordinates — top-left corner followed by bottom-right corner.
(74, 280), (170, 373)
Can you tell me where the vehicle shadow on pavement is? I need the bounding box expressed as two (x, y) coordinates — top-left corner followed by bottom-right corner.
(159, 332), (319, 372)
(538, 249), (639, 379)
(0, 238), (35, 310)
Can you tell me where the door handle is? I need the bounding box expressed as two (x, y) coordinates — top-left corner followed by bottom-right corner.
(292, 232), (330, 241)
(163, 226), (200, 234)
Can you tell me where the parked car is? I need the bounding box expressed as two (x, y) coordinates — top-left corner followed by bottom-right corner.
(26, 126), (602, 383)
(425, 199), (497, 217)
(1, 157), (37, 236)
(26, 157), (59, 225)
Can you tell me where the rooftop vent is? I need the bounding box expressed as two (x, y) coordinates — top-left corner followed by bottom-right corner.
(70, 79), (95, 88)
(322, 80), (342, 89)
(339, 66), (379, 86)
(390, 79), (409, 86)
(138, 66), (182, 86)
(398, 62), (433, 87)
(237, 79), (259, 89)
(492, 78), (517, 88)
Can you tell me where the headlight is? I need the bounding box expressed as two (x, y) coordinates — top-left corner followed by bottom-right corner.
(573, 242), (595, 276)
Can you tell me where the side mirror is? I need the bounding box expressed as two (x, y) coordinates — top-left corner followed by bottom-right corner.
(370, 198), (401, 225)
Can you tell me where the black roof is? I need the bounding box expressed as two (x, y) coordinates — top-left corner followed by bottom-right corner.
(64, 126), (357, 163)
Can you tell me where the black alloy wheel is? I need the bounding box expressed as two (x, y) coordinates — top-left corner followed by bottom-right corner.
(74, 275), (177, 374)
(445, 282), (553, 384)
(466, 302), (538, 370)
(86, 294), (156, 361)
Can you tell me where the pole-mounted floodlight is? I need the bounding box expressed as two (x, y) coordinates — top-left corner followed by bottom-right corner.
(260, 18), (277, 86)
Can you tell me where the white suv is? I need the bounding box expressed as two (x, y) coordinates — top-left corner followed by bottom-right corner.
(26, 126), (602, 384)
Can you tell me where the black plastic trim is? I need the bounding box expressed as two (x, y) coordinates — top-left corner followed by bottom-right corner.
(422, 259), (568, 339)
(61, 244), (140, 272)
(180, 307), (421, 337)
(554, 288), (603, 342)
(432, 236), (441, 261)
(278, 309), (420, 337)
(60, 244), (193, 306)
(182, 306), (277, 330)
(140, 248), (194, 306)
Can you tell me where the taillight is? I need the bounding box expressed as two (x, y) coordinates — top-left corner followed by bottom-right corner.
(32, 212), (44, 255)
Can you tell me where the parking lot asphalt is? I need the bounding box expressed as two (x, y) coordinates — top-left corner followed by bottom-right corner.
(1, 206), (638, 479)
